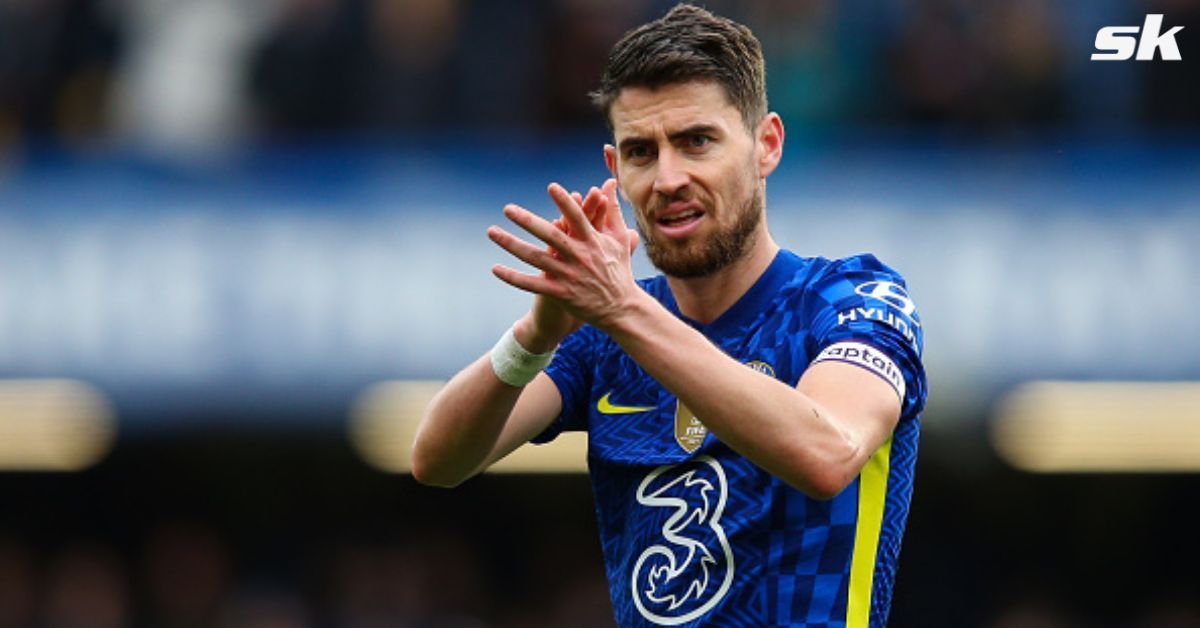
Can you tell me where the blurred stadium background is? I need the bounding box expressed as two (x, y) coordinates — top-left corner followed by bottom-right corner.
(1, 0), (1199, 626)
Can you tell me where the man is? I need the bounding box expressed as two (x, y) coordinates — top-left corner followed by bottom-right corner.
(412, 4), (927, 627)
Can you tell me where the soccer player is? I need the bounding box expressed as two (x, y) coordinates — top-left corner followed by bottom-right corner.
(412, 4), (927, 627)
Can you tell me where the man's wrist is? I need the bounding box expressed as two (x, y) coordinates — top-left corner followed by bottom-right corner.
(512, 315), (562, 354)
(490, 326), (556, 387)
(595, 290), (657, 340)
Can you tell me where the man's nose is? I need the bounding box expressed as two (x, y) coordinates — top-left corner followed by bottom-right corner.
(652, 148), (690, 197)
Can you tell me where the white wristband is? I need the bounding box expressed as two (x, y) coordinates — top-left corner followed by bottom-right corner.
(490, 327), (556, 387)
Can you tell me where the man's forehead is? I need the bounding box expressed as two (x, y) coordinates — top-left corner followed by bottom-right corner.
(609, 81), (740, 137)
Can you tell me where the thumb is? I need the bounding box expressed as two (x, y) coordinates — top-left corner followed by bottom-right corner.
(627, 228), (639, 254)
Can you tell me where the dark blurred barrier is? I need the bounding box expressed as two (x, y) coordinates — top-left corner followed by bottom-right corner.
(1, 429), (1199, 627)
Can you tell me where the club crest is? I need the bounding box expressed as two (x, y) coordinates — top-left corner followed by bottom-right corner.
(674, 402), (707, 453)
(672, 361), (774, 453)
(745, 360), (776, 378)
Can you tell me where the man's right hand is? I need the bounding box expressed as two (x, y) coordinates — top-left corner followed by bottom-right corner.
(510, 182), (632, 354)
(415, 181), (634, 486)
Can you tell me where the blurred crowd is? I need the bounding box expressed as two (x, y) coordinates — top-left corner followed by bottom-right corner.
(0, 521), (613, 628)
(1, 0), (1198, 156)
(2, 519), (1199, 628)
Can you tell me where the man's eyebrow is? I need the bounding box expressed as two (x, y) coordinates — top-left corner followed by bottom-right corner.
(616, 136), (652, 153)
(617, 124), (722, 152)
(667, 124), (721, 142)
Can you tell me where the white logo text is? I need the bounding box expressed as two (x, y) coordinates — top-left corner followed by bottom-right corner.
(1093, 14), (1184, 61)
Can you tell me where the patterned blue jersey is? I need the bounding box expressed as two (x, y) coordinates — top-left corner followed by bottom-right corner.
(538, 250), (927, 627)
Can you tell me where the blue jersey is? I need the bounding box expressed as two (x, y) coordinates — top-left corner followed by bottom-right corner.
(539, 250), (927, 627)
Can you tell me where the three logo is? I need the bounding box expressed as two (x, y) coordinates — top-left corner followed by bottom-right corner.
(1093, 14), (1185, 61)
(631, 456), (735, 625)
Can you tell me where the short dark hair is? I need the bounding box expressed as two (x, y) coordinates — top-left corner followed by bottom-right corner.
(590, 3), (767, 132)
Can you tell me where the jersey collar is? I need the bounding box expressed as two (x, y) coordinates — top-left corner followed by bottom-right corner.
(664, 249), (801, 337)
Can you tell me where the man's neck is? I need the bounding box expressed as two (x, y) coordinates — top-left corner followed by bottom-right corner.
(665, 231), (780, 325)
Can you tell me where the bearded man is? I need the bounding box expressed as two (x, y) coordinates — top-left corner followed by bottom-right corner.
(412, 5), (927, 627)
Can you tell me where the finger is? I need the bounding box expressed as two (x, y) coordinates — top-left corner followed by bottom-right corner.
(580, 186), (606, 230)
(603, 178), (620, 211)
(492, 264), (567, 299)
(603, 177), (618, 198)
(602, 178), (629, 234)
(548, 183), (594, 241)
(488, 226), (572, 276)
(575, 190), (611, 233)
(505, 203), (577, 259)
(548, 218), (574, 261)
(598, 178), (632, 250)
(570, 191), (589, 231)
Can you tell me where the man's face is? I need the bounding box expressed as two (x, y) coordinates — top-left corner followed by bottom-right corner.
(605, 81), (766, 278)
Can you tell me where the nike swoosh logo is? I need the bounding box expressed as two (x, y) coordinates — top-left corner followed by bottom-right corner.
(596, 392), (656, 415)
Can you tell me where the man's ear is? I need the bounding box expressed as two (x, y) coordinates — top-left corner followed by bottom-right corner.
(604, 144), (619, 179)
(757, 113), (784, 179)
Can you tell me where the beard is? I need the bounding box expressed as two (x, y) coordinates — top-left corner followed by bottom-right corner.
(635, 182), (764, 279)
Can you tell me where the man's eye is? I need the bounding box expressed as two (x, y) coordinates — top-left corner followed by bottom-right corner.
(626, 145), (651, 160)
(689, 135), (712, 148)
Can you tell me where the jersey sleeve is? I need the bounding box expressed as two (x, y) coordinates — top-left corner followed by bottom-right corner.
(804, 254), (928, 420)
(532, 324), (598, 443)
